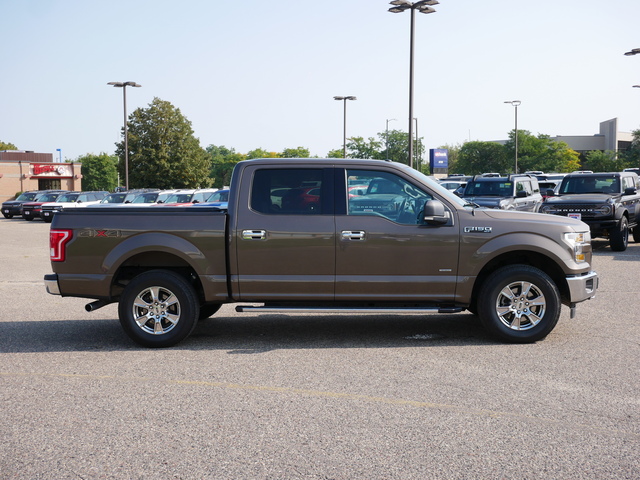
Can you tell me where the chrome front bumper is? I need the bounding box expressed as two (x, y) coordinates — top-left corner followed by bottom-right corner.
(566, 270), (598, 304)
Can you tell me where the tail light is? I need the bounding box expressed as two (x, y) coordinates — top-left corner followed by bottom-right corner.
(50, 229), (72, 262)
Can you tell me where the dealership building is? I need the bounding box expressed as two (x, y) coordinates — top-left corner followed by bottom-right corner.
(0, 151), (82, 203)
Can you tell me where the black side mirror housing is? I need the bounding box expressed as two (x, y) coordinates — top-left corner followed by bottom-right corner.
(423, 199), (448, 225)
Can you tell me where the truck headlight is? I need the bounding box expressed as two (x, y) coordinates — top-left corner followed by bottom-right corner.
(541, 204), (558, 214)
(564, 231), (591, 263)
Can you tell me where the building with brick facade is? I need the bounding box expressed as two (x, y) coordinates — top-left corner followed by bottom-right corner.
(0, 151), (82, 202)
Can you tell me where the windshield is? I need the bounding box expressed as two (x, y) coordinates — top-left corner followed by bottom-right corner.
(132, 193), (159, 203)
(56, 194), (79, 203)
(206, 190), (229, 202)
(164, 194), (193, 203)
(559, 175), (619, 194)
(464, 180), (513, 196)
(35, 193), (61, 202)
(101, 194), (127, 203)
(16, 192), (39, 202)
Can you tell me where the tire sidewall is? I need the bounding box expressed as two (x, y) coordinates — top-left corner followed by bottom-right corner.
(610, 217), (628, 251)
(477, 265), (561, 343)
(118, 270), (200, 347)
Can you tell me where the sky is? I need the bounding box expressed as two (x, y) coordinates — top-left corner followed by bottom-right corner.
(1, 0), (639, 161)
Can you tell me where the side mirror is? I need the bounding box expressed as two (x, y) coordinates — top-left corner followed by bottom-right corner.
(624, 187), (636, 196)
(516, 190), (527, 198)
(423, 199), (449, 225)
(545, 189), (555, 197)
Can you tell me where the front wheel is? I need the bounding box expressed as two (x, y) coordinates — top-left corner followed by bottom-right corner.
(118, 270), (200, 347)
(632, 226), (640, 243)
(477, 265), (561, 343)
(609, 217), (628, 251)
(3, 213), (12, 219)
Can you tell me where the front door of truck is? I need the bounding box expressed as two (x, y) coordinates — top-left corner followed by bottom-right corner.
(335, 168), (460, 302)
(233, 166), (336, 301)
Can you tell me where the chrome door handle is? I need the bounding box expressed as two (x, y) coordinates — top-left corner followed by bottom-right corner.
(341, 230), (365, 241)
(242, 230), (266, 240)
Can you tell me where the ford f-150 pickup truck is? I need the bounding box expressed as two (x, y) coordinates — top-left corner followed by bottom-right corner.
(44, 158), (598, 347)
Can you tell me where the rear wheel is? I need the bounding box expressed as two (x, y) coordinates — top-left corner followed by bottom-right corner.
(3, 213), (12, 219)
(609, 217), (628, 251)
(477, 265), (561, 343)
(118, 270), (199, 347)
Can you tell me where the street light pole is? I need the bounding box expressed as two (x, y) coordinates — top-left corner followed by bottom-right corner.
(624, 48), (640, 56)
(388, 0), (439, 169)
(504, 100), (521, 174)
(334, 96), (357, 158)
(108, 81), (141, 189)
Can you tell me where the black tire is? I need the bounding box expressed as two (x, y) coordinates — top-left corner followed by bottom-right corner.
(477, 265), (561, 343)
(632, 226), (640, 243)
(198, 303), (222, 321)
(3, 213), (12, 219)
(43, 216), (53, 224)
(118, 269), (200, 347)
(23, 214), (33, 221)
(609, 217), (628, 252)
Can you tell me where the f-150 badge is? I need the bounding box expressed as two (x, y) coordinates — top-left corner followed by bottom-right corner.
(464, 226), (492, 233)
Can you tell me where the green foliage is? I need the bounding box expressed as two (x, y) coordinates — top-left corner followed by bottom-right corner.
(583, 150), (627, 172)
(115, 97), (211, 189)
(246, 148), (277, 159)
(346, 136), (383, 160)
(0, 140), (18, 150)
(502, 131), (581, 174)
(280, 147), (311, 158)
(457, 141), (510, 175)
(438, 143), (462, 174)
(206, 144), (244, 188)
(621, 128), (640, 168)
(377, 129), (411, 164)
(79, 153), (118, 191)
(326, 148), (344, 158)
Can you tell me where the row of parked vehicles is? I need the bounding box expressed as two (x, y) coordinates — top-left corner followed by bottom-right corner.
(2, 188), (230, 223)
(437, 168), (640, 251)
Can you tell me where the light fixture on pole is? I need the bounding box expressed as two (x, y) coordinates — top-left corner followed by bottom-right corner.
(624, 48), (640, 56)
(504, 100), (521, 174)
(334, 96), (357, 158)
(388, 0), (440, 169)
(385, 118), (396, 159)
(108, 81), (141, 189)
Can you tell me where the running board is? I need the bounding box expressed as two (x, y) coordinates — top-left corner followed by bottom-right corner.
(235, 305), (464, 314)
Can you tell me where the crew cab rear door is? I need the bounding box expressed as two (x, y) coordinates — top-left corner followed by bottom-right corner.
(232, 165), (336, 301)
(335, 167), (460, 301)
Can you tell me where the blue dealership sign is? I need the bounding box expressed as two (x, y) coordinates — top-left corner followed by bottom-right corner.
(429, 149), (448, 169)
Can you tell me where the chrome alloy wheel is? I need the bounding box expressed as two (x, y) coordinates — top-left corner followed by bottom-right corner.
(132, 286), (181, 335)
(495, 281), (546, 331)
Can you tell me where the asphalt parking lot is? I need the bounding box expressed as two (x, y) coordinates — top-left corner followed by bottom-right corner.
(0, 217), (638, 479)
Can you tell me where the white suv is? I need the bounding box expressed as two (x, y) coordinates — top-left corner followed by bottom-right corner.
(41, 191), (108, 223)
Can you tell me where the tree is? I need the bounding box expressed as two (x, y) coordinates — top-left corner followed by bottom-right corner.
(246, 148), (277, 159)
(280, 147), (311, 158)
(346, 136), (382, 159)
(326, 148), (344, 158)
(79, 153), (118, 191)
(379, 129), (411, 164)
(0, 141), (17, 150)
(583, 150), (626, 172)
(503, 131), (580, 174)
(438, 143), (462, 174)
(116, 97), (211, 189)
(457, 141), (510, 175)
(206, 144), (244, 188)
(621, 128), (640, 168)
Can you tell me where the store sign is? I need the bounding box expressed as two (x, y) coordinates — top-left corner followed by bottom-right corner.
(31, 164), (71, 176)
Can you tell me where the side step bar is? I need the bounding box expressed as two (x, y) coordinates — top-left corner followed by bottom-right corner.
(235, 305), (464, 314)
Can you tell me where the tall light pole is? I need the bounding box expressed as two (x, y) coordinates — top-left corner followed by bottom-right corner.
(388, 0), (439, 169)
(108, 81), (141, 189)
(386, 118), (396, 159)
(334, 96), (356, 158)
(504, 100), (521, 174)
(624, 48), (640, 56)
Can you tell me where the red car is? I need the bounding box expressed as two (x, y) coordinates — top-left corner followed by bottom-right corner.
(21, 192), (66, 221)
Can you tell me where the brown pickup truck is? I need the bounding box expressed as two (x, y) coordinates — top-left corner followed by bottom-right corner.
(44, 158), (598, 347)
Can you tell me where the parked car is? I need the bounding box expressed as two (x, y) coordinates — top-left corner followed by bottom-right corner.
(41, 191), (108, 223)
(127, 190), (178, 205)
(192, 189), (229, 209)
(21, 192), (67, 221)
(461, 174), (543, 212)
(438, 180), (467, 192)
(98, 189), (159, 205)
(540, 171), (640, 251)
(159, 189), (219, 206)
(2, 190), (60, 219)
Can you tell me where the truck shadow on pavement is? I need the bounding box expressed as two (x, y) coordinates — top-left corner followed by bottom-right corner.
(0, 313), (497, 353)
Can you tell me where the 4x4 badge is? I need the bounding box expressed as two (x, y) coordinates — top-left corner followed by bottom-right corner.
(464, 226), (492, 233)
